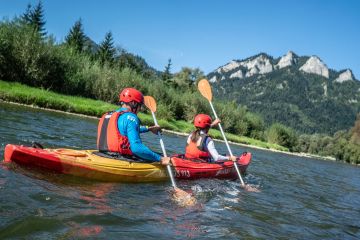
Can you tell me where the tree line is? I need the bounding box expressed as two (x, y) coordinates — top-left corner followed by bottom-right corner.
(0, 1), (359, 164)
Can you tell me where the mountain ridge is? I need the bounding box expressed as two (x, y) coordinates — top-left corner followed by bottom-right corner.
(206, 51), (360, 134)
(208, 51), (357, 82)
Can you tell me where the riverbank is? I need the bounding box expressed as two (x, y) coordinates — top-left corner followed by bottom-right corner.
(0, 80), (336, 160)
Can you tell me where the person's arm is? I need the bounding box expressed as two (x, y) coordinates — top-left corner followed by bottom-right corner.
(187, 134), (191, 144)
(140, 125), (162, 134)
(206, 138), (229, 161)
(210, 118), (221, 128)
(123, 115), (162, 161)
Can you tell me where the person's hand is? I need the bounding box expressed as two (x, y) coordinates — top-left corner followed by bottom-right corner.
(148, 125), (162, 134)
(160, 157), (171, 165)
(228, 156), (237, 162)
(210, 118), (221, 127)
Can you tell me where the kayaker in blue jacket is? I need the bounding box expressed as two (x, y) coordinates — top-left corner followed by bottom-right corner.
(97, 88), (171, 165)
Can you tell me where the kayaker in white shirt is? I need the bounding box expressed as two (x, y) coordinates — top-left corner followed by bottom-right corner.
(184, 114), (236, 162)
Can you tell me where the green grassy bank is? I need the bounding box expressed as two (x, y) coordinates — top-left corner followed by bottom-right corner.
(0, 80), (288, 151)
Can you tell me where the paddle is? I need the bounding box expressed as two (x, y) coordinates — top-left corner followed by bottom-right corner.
(144, 96), (196, 206)
(198, 79), (257, 191)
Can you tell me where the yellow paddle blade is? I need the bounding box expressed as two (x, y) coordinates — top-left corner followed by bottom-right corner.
(198, 79), (212, 101)
(144, 96), (157, 113)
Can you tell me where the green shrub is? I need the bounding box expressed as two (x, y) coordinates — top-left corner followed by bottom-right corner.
(245, 112), (265, 140)
(267, 123), (298, 150)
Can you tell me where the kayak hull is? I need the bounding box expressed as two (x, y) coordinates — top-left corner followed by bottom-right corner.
(172, 153), (251, 180)
(4, 144), (168, 183)
(4, 144), (252, 182)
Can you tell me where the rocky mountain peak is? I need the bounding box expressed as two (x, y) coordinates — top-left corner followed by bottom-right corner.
(216, 60), (241, 73)
(213, 53), (274, 81)
(334, 69), (354, 83)
(276, 51), (297, 69)
(242, 54), (273, 77)
(299, 56), (329, 78)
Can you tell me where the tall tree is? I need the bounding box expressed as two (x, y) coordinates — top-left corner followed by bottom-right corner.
(21, 1), (46, 37)
(173, 67), (204, 89)
(162, 58), (172, 83)
(65, 19), (86, 53)
(97, 31), (116, 65)
(21, 4), (32, 23)
(191, 68), (205, 82)
(117, 49), (154, 77)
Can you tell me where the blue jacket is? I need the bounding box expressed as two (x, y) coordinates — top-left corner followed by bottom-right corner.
(116, 108), (161, 161)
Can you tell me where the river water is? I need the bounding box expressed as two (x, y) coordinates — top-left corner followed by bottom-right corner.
(0, 101), (359, 239)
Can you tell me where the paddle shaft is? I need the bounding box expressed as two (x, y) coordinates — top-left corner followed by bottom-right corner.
(208, 101), (245, 186)
(151, 112), (177, 188)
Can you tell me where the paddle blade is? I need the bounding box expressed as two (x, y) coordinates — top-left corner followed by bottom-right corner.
(198, 79), (212, 101)
(172, 187), (197, 207)
(144, 96), (157, 112)
(243, 184), (261, 192)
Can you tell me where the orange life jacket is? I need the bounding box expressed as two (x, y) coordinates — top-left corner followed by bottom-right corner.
(97, 110), (133, 155)
(185, 132), (210, 160)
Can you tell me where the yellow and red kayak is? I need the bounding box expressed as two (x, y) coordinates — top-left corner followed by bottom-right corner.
(4, 144), (252, 182)
(4, 144), (168, 182)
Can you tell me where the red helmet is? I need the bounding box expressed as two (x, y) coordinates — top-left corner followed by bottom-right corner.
(194, 114), (212, 128)
(119, 88), (144, 104)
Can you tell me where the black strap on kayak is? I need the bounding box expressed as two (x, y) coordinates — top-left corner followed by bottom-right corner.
(32, 141), (44, 149)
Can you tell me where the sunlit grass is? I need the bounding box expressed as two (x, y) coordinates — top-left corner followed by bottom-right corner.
(0, 80), (115, 116)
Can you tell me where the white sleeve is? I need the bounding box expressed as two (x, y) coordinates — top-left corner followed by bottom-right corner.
(187, 134), (192, 144)
(206, 139), (229, 161)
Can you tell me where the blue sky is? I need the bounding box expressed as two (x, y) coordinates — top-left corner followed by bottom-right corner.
(1, 0), (359, 78)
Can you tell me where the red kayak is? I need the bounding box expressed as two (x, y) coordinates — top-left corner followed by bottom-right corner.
(171, 152), (251, 180)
